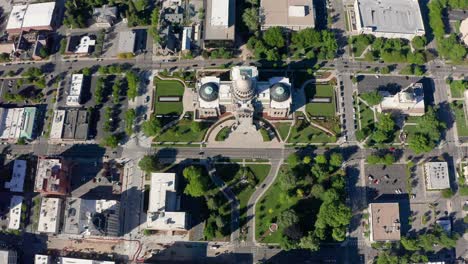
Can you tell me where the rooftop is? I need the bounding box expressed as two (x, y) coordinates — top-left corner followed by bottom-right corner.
(424, 162), (450, 190)
(63, 198), (120, 236)
(35, 157), (68, 195)
(118, 31), (136, 54)
(0, 107), (37, 141)
(67, 74), (84, 106)
(4, 159), (27, 192)
(8, 195), (23, 230)
(6, 2), (56, 31)
(0, 250), (17, 264)
(379, 83), (425, 116)
(204, 0), (235, 40)
(369, 203), (401, 242)
(261, 0), (315, 30)
(355, 0), (425, 35)
(37, 197), (62, 233)
(34, 254), (50, 264)
(50, 109), (89, 141)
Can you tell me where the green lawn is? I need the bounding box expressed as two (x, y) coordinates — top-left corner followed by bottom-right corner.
(305, 83), (336, 117)
(260, 128), (271, 141)
(352, 41), (369, 57)
(215, 127), (231, 141)
(403, 124), (419, 136)
(287, 118), (337, 143)
(451, 101), (468, 137)
(256, 165), (299, 243)
(156, 119), (209, 142)
(154, 79), (185, 115)
(214, 163), (271, 228)
(449, 80), (467, 98)
(358, 101), (374, 130)
(274, 122), (291, 141)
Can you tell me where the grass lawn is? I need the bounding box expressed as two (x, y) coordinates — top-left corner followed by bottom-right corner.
(403, 124), (419, 137)
(274, 122), (291, 141)
(287, 118), (336, 143)
(451, 101), (468, 137)
(214, 163), (271, 228)
(449, 80), (467, 98)
(215, 127), (231, 141)
(305, 83), (336, 117)
(256, 165), (299, 243)
(260, 127), (271, 141)
(405, 116), (423, 124)
(156, 119), (210, 142)
(154, 79), (184, 115)
(358, 101), (374, 130)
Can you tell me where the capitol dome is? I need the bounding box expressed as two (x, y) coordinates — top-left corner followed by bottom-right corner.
(270, 83), (291, 102)
(199, 82), (219, 102)
(233, 75), (255, 101)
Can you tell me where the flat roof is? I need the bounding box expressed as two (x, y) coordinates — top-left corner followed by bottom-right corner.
(50, 110), (65, 139)
(63, 198), (120, 236)
(118, 31), (136, 53)
(369, 203), (401, 241)
(424, 162), (450, 190)
(211, 0), (229, 26)
(204, 0), (235, 40)
(261, 0), (315, 29)
(59, 257), (114, 264)
(38, 197), (62, 233)
(21, 107), (36, 139)
(6, 2), (55, 30)
(35, 254), (50, 264)
(355, 0), (425, 35)
(8, 195), (23, 230)
(67, 74), (84, 106)
(35, 157), (66, 194)
(0, 250), (16, 264)
(5, 160), (27, 192)
(0, 108), (24, 140)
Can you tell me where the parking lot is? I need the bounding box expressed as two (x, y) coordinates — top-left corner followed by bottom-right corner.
(365, 164), (408, 200)
(357, 75), (423, 94)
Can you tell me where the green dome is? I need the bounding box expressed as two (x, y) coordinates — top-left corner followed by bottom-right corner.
(199, 82), (219, 102)
(270, 83), (290, 102)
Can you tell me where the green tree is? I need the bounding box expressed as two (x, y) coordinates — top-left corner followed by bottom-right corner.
(411, 36), (427, 50)
(39, 47), (48, 58)
(383, 154), (395, 165)
(138, 155), (161, 172)
(126, 71), (139, 100)
(329, 153), (343, 168)
(314, 154), (327, 164)
(380, 66), (390, 74)
(299, 232), (320, 251)
(81, 67), (91, 76)
(408, 134), (434, 154)
(125, 109), (136, 135)
(142, 115), (161, 136)
(400, 237), (420, 251)
(242, 8), (259, 32)
(442, 188), (454, 198)
(360, 91), (383, 105)
(278, 209), (299, 227)
(279, 170), (296, 191)
(183, 166), (210, 197)
(303, 156), (311, 164)
(366, 154), (381, 165)
(287, 153), (301, 167)
(101, 134), (120, 148)
(263, 27), (285, 48)
(310, 184), (325, 199)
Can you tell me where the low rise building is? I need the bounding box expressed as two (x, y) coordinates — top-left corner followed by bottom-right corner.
(378, 83), (425, 116)
(49, 109), (89, 142)
(0, 107), (37, 141)
(4, 160), (27, 193)
(64, 198), (120, 237)
(260, 0), (315, 31)
(461, 18), (468, 46)
(204, 0), (235, 47)
(66, 34), (96, 56)
(424, 162), (450, 190)
(92, 5), (118, 27)
(66, 74), (84, 106)
(6, 2), (57, 34)
(147, 173), (186, 231)
(181, 26), (192, 52)
(117, 31), (136, 54)
(0, 249), (18, 264)
(34, 157), (69, 196)
(8, 195), (23, 230)
(35, 255), (114, 264)
(368, 203), (401, 242)
(37, 197), (62, 234)
(353, 0), (425, 40)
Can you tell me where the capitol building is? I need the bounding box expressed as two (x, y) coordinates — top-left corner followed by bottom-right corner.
(194, 66), (292, 126)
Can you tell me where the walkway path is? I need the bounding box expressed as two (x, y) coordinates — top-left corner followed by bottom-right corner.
(245, 158), (284, 244)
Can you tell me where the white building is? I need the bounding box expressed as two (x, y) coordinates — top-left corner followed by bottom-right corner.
(8, 195), (23, 230)
(35, 255), (114, 264)
(195, 66), (292, 119)
(118, 31), (136, 54)
(0, 107), (37, 141)
(66, 74), (84, 106)
(0, 250), (17, 264)
(353, 0), (425, 40)
(181, 26), (192, 51)
(378, 83), (425, 116)
(6, 2), (56, 34)
(461, 18), (468, 46)
(4, 160), (27, 192)
(204, 0), (235, 45)
(147, 173), (186, 231)
(74, 36), (96, 54)
(50, 110), (66, 140)
(260, 0), (315, 31)
(424, 162), (450, 190)
(37, 197), (62, 233)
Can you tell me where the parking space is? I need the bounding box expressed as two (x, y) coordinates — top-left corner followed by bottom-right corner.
(357, 75), (422, 94)
(365, 164), (407, 200)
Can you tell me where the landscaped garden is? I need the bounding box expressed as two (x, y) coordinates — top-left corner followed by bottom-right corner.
(154, 78), (185, 115)
(256, 152), (351, 250)
(287, 114), (336, 144)
(304, 83), (336, 117)
(214, 163), (271, 227)
(156, 117), (210, 142)
(215, 127), (231, 141)
(448, 79), (467, 98)
(274, 122), (291, 141)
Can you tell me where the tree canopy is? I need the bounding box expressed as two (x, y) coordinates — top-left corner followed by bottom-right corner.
(183, 166), (211, 197)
